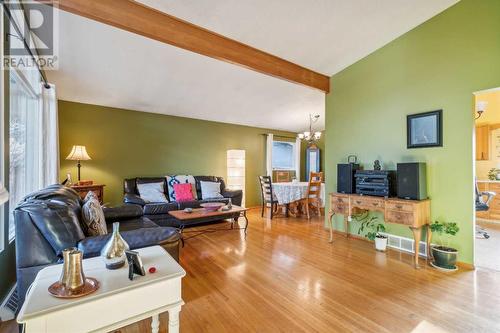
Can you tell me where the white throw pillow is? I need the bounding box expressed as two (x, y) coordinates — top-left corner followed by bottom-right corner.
(81, 191), (107, 236)
(137, 182), (168, 203)
(200, 181), (224, 200)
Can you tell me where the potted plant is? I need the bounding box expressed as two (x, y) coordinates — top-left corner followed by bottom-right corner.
(429, 221), (460, 271)
(357, 215), (388, 251)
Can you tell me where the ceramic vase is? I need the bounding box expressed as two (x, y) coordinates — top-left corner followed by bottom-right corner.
(101, 222), (129, 269)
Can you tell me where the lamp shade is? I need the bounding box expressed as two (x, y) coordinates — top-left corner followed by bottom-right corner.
(66, 145), (92, 161)
(0, 181), (9, 205)
(227, 150), (245, 207)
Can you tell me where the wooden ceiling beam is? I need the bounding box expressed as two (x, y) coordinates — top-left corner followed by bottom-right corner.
(43, 0), (330, 93)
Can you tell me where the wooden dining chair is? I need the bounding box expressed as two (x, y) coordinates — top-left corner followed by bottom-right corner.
(259, 176), (279, 219)
(304, 172), (323, 219)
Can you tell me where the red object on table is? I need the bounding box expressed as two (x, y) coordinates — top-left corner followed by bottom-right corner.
(148, 267), (156, 274)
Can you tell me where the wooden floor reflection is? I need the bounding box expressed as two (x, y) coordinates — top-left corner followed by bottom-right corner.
(2, 209), (499, 333)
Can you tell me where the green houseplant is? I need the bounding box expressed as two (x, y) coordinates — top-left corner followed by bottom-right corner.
(429, 221), (460, 271)
(357, 215), (387, 251)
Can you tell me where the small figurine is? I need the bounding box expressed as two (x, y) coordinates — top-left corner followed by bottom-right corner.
(374, 160), (381, 171)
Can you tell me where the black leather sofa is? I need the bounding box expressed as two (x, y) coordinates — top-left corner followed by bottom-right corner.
(124, 176), (243, 227)
(14, 185), (181, 307)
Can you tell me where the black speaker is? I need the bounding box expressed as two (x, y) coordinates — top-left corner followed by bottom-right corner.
(397, 162), (427, 200)
(337, 163), (360, 194)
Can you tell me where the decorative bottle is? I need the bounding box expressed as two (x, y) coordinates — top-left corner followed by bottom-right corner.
(101, 222), (129, 269)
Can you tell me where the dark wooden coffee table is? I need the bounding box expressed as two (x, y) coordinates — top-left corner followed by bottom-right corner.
(169, 206), (249, 242)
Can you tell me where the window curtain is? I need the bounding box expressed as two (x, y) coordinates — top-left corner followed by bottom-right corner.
(295, 137), (301, 181)
(39, 83), (59, 187)
(266, 133), (273, 178)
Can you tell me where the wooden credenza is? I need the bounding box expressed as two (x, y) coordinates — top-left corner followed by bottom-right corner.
(328, 193), (431, 268)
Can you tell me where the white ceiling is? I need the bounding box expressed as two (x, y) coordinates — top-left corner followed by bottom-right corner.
(48, 0), (458, 132)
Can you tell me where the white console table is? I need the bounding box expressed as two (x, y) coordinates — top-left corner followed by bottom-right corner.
(17, 246), (185, 333)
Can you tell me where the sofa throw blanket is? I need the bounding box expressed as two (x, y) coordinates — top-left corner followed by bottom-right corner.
(166, 175), (198, 201)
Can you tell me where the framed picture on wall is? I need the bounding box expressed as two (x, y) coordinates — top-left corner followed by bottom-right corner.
(407, 110), (443, 148)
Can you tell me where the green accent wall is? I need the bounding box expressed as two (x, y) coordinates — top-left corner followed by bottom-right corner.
(59, 101), (299, 207)
(325, 0), (500, 264)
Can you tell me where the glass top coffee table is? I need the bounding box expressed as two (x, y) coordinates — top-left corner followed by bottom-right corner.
(169, 205), (249, 242)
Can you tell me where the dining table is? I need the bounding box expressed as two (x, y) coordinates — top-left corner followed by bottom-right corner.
(272, 181), (326, 217)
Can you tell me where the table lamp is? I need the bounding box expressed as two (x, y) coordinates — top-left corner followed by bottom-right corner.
(66, 145), (92, 182)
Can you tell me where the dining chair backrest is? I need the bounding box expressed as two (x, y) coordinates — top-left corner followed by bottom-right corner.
(259, 176), (274, 203)
(307, 172), (323, 199)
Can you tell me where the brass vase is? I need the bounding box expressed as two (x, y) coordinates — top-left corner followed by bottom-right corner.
(60, 247), (86, 292)
(48, 247), (99, 298)
(101, 222), (129, 269)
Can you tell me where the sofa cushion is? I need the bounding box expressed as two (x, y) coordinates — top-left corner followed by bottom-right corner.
(200, 181), (224, 200)
(81, 191), (107, 236)
(137, 182), (168, 203)
(194, 176), (226, 199)
(173, 183), (194, 202)
(143, 202), (179, 215)
(106, 218), (158, 232)
(166, 175), (198, 201)
(103, 204), (144, 222)
(78, 227), (180, 258)
(177, 200), (202, 209)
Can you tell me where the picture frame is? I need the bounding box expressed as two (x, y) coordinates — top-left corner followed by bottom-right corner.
(125, 250), (146, 280)
(407, 110), (443, 149)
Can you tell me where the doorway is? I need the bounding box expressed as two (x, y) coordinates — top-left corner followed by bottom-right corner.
(474, 87), (500, 270)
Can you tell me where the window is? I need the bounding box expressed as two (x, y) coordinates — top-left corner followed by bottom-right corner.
(272, 141), (296, 170)
(8, 69), (42, 241)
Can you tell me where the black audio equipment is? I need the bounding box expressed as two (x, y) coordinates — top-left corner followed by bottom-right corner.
(337, 163), (360, 194)
(355, 170), (396, 197)
(397, 162), (427, 200)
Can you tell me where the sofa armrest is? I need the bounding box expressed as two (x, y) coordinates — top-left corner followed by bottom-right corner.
(78, 227), (181, 259)
(222, 189), (243, 206)
(103, 205), (143, 223)
(124, 193), (146, 206)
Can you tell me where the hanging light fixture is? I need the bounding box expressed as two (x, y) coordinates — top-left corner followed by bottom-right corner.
(298, 114), (322, 144)
(476, 101), (488, 120)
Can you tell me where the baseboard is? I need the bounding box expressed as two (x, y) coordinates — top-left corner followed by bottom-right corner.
(456, 261), (475, 270)
(328, 227), (476, 270)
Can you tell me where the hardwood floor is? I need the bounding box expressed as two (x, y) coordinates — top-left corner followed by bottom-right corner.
(3, 209), (500, 332)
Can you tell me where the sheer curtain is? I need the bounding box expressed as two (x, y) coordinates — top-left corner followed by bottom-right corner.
(39, 83), (59, 187)
(8, 73), (59, 240)
(266, 133), (273, 178)
(295, 137), (301, 181)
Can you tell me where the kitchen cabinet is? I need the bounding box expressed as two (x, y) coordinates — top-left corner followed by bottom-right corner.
(476, 125), (490, 160)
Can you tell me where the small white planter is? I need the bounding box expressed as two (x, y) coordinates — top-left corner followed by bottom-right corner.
(374, 236), (388, 252)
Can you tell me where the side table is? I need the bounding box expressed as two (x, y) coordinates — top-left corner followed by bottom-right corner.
(17, 246), (185, 333)
(71, 184), (105, 203)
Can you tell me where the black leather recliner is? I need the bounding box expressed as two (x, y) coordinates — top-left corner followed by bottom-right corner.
(14, 185), (181, 307)
(124, 176), (243, 227)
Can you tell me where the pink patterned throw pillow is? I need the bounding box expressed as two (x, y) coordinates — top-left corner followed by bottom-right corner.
(173, 183), (194, 202)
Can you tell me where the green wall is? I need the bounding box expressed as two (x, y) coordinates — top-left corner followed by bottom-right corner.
(59, 101), (299, 207)
(325, 0), (500, 264)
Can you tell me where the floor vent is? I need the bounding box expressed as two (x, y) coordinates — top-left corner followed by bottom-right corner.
(0, 285), (18, 322)
(379, 232), (428, 258)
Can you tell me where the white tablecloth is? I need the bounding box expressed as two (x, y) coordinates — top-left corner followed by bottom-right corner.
(272, 182), (325, 206)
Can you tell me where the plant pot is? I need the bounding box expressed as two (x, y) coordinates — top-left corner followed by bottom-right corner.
(431, 245), (458, 271)
(374, 235), (388, 252)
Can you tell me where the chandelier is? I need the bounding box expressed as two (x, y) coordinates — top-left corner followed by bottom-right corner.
(297, 114), (322, 143)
